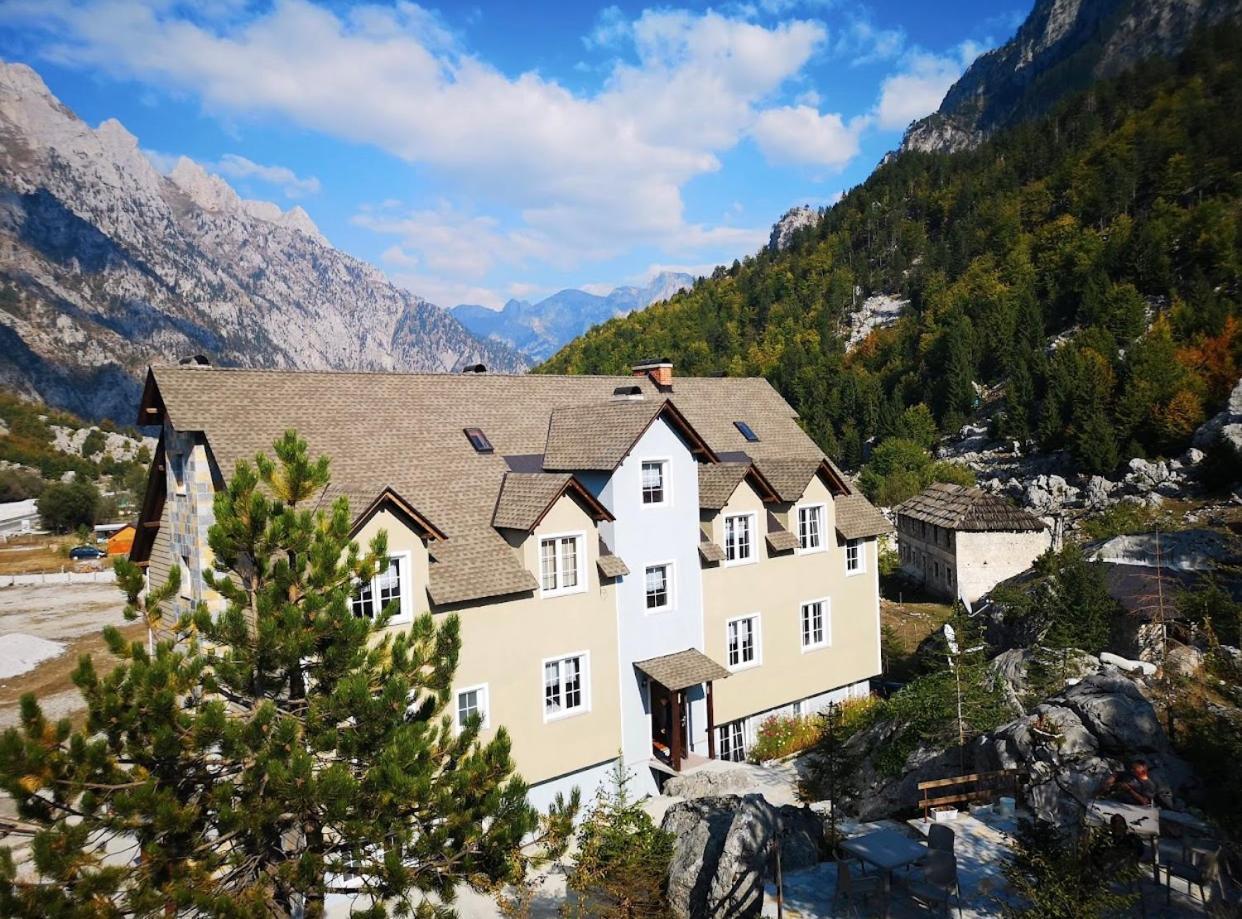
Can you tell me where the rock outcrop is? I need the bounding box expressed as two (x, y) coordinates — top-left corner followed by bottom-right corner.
(901, 0), (1242, 155)
(1193, 377), (1242, 455)
(0, 61), (526, 421)
(768, 205), (818, 252)
(832, 671), (1195, 825)
(661, 794), (822, 919)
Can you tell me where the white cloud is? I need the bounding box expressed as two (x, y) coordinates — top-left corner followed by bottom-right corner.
(213, 153), (320, 197)
(751, 106), (863, 169)
(4, 1), (829, 263)
(834, 17), (906, 65)
(583, 5), (629, 49)
(873, 42), (983, 131)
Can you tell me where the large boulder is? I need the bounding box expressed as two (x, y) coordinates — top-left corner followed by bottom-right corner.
(1192, 377), (1242, 452)
(821, 671), (1196, 826)
(663, 766), (758, 799)
(661, 794), (823, 919)
(975, 673), (1195, 824)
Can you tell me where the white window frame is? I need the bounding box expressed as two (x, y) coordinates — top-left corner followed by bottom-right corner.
(640, 458), (671, 507)
(800, 596), (831, 652)
(644, 561), (675, 613)
(845, 538), (866, 576)
(723, 512), (757, 567)
(726, 613), (762, 671)
(538, 531), (587, 598)
(542, 651), (591, 723)
(718, 721), (747, 762)
(454, 683), (490, 733)
(796, 503), (827, 554)
(351, 551), (414, 625)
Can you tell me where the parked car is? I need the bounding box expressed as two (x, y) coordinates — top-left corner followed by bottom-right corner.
(68, 545), (106, 560)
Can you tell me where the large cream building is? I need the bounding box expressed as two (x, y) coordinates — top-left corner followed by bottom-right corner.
(131, 360), (890, 804)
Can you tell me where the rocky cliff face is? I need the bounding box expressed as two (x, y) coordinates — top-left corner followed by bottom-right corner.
(901, 0), (1242, 154)
(0, 62), (526, 422)
(452, 271), (693, 363)
(767, 205), (818, 252)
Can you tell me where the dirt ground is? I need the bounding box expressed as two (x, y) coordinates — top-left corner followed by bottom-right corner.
(0, 534), (104, 575)
(880, 596), (954, 680)
(0, 581), (142, 729)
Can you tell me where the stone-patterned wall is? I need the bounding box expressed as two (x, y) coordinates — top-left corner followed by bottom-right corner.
(164, 425), (223, 619)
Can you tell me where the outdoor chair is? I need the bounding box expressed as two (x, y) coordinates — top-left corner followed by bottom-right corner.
(833, 858), (886, 916)
(903, 850), (962, 918)
(1162, 844), (1221, 910)
(927, 823), (955, 854)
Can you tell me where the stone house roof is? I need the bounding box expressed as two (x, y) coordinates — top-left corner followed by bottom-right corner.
(896, 482), (1045, 533)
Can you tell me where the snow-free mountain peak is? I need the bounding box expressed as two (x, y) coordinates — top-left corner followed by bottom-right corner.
(0, 59), (525, 421)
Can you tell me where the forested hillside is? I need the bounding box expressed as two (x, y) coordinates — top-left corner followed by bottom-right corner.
(541, 25), (1242, 476)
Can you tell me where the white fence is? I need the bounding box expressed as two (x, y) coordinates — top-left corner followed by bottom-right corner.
(1, 568), (117, 588)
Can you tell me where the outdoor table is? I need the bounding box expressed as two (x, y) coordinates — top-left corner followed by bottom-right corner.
(1159, 809), (1211, 837)
(1089, 801), (1161, 881)
(840, 828), (928, 917)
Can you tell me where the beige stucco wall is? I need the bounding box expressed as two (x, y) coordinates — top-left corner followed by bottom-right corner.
(357, 497), (622, 787)
(702, 474), (881, 725)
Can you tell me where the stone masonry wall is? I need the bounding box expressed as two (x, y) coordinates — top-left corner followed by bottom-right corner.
(955, 528), (1052, 605)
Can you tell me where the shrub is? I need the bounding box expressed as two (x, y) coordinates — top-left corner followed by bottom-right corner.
(748, 713), (823, 762)
(35, 478), (100, 532)
(1002, 820), (1139, 918)
(0, 467), (45, 501)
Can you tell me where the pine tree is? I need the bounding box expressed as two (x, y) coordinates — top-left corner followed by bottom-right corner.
(0, 432), (574, 917)
(564, 761), (673, 919)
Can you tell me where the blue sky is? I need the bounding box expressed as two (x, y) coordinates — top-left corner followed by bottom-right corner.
(0, 0), (1028, 309)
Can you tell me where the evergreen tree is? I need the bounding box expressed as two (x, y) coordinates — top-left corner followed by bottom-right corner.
(0, 432), (573, 917)
(564, 761), (673, 919)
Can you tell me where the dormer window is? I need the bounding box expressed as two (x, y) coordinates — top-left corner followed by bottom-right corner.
(734, 421), (759, 442)
(351, 554), (413, 624)
(464, 427), (493, 453)
(641, 460), (667, 505)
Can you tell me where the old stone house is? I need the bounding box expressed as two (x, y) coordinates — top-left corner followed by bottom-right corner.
(895, 482), (1050, 604)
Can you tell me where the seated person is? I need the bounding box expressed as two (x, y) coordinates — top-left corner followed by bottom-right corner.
(1100, 759), (1159, 807)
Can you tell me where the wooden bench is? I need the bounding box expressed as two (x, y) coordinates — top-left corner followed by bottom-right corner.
(917, 769), (1026, 820)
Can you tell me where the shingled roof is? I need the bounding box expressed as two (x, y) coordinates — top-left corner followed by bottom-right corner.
(697, 462), (780, 510)
(896, 483), (1046, 533)
(138, 366), (834, 605)
(492, 473), (612, 531)
(834, 494), (893, 540)
(543, 400), (715, 471)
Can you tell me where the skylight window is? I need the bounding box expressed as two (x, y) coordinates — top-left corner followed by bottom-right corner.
(464, 427), (494, 453)
(734, 421), (759, 442)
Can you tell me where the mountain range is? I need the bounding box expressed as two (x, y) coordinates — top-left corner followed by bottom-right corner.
(902, 0), (1242, 153)
(450, 272), (694, 362)
(0, 62), (527, 422)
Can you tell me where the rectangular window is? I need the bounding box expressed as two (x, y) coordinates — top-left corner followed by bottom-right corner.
(641, 460), (667, 505)
(170, 451), (187, 495)
(727, 615), (760, 669)
(724, 513), (754, 564)
(734, 421), (760, 443)
(352, 554), (411, 623)
(539, 535), (583, 595)
(455, 685), (489, 732)
(718, 722), (746, 762)
(845, 538), (864, 575)
(544, 654), (587, 719)
(463, 427), (493, 453)
(800, 599), (830, 650)
(797, 504), (824, 552)
(645, 563), (671, 611)
(178, 553), (192, 600)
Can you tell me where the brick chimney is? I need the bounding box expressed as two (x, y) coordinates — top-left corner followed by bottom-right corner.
(632, 358), (673, 389)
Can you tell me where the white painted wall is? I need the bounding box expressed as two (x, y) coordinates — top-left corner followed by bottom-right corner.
(955, 529), (1052, 604)
(590, 417), (706, 794)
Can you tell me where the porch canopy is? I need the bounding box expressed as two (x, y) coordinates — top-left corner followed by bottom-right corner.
(635, 648), (730, 692)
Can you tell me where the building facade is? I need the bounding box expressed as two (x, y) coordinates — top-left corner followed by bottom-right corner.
(894, 482), (1051, 605)
(131, 361), (890, 803)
